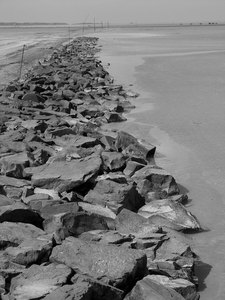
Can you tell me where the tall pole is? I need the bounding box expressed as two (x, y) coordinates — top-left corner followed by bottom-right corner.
(94, 17), (96, 32)
(18, 44), (26, 80)
(68, 26), (71, 43)
(82, 22), (85, 34)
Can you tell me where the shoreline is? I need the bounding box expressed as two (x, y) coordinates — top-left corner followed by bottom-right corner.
(0, 35), (202, 299)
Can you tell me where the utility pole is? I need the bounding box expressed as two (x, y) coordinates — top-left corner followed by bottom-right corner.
(18, 44), (26, 80)
(68, 26), (71, 43)
(94, 17), (96, 32)
(82, 22), (85, 34)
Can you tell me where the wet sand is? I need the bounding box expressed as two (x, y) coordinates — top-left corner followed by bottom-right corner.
(93, 26), (225, 299)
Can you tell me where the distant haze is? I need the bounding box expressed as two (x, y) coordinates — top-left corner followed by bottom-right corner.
(1, 0), (225, 24)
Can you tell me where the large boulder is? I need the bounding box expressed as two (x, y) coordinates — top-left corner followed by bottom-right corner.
(84, 178), (144, 214)
(7, 263), (73, 300)
(115, 131), (156, 163)
(0, 222), (45, 249)
(30, 155), (102, 193)
(5, 235), (53, 266)
(124, 275), (185, 300)
(147, 275), (199, 300)
(43, 212), (114, 241)
(43, 274), (123, 300)
(0, 203), (43, 228)
(50, 236), (147, 291)
(138, 200), (201, 232)
(132, 166), (179, 199)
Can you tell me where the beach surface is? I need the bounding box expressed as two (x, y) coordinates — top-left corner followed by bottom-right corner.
(91, 25), (225, 300)
(0, 25), (85, 86)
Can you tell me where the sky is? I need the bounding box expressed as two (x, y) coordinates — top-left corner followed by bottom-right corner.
(0, 0), (225, 24)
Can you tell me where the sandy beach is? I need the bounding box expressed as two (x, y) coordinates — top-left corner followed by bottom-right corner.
(92, 25), (225, 300)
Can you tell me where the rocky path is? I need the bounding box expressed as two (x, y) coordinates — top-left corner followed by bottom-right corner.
(0, 36), (201, 299)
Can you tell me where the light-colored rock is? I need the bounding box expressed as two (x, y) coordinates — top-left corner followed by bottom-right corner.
(0, 222), (45, 249)
(8, 263), (73, 300)
(5, 235), (53, 266)
(147, 275), (199, 300)
(138, 200), (201, 231)
(78, 202), (117, 219)
(124, 275), (185, 300)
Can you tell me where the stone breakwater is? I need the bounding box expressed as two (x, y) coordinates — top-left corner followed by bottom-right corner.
(0, 36), (202, 300)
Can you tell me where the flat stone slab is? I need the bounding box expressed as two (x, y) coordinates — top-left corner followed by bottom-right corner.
(50, 236), (147, 291)
(31, 155), (102, 193)
(8, 263), (73, 300)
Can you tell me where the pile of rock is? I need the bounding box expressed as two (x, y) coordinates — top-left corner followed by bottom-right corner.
(0, 37), (201, 299)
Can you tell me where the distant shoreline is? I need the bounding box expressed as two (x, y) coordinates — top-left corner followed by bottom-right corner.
(0, 22), (225, 28)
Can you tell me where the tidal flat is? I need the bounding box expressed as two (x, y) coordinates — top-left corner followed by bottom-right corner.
(94, 25), (225, 300)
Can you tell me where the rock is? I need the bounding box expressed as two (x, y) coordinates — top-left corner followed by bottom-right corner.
(31, 155), (102, 193)
(105, 112), (127, 123)
(0, 203), (43, 228)
(115, 131), (156, 162)
(5, 235), (53, 266)
(132, 166), (179, 199)
(0, 222), (45, 249)
(138, 200), (201, 231)
(84, 178), (145, 214)
(115, 209), (161, 235)
(0, 195), (14, 206)
(78, 202), (117, 219)
(50, 236), (147, 291)
(123, 160), (145, 177)
(155, 230), (196, 261)
(43, 274), (123, 300)
(100, 135), (117, 151)
(0, 176), (29, 188)
(37, 202), (79, 219)
(79, 230), (132, 246)
(8, 263), (73, 300)
(147, 275), (199, 300)
(124, 275), (185, 300)
(0, 152), (30, 179)
(22, 92), (45, 105)
(62, 89), (76, 100)
(43, 211), (114, 241)
(101, 151), (127, 171)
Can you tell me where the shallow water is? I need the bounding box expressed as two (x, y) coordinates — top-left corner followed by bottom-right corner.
(94, 25), (225, 299)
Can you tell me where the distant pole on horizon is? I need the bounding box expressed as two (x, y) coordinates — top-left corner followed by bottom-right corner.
(82, 23), (85, 34)
(94, 17), (96, 32)
(68, 26), (71, 43)
(18, 44), (26, 80)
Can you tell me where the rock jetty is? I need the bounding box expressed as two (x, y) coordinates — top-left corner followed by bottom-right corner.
(0, 36), (202, 299)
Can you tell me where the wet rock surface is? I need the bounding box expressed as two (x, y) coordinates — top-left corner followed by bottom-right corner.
(0, 36), (202, 299)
